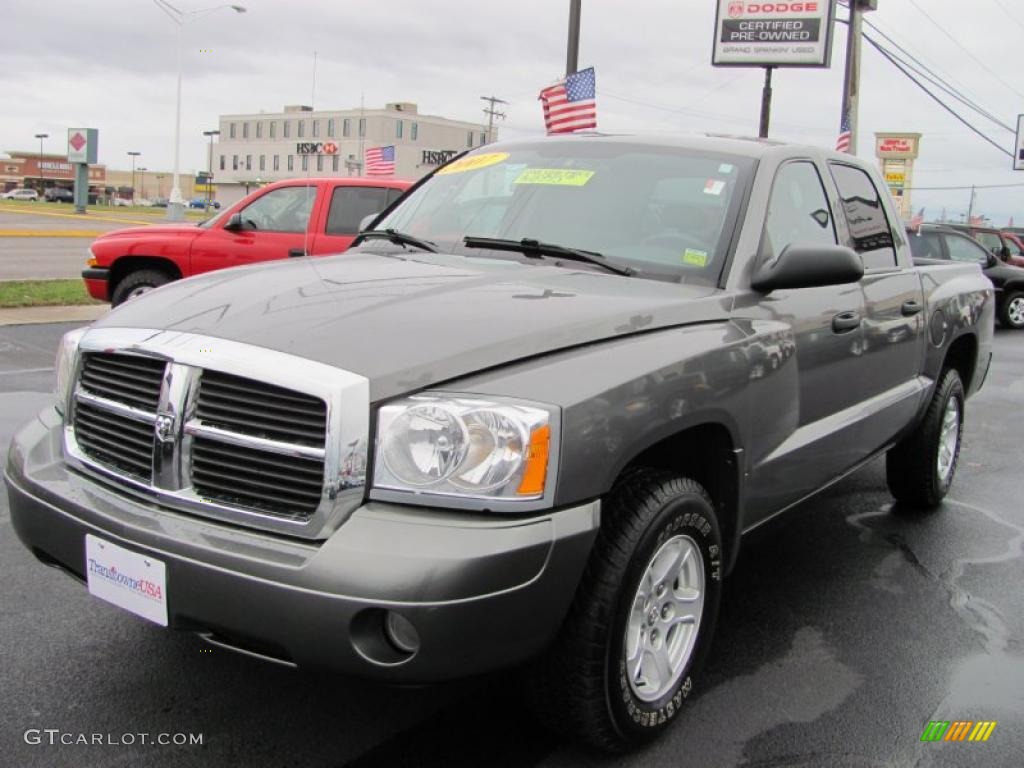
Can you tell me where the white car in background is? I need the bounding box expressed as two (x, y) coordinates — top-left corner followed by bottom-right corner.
(1, 188), (39, 201)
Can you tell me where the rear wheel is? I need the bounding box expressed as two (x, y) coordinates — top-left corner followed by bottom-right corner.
(886, 368), (964, 510)
(110, 269), (172, 306)
(999, 292), (1024, 329)
(529, 470), (723, 752)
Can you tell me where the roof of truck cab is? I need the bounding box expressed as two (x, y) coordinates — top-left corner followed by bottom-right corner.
(484, 132), (837, 160)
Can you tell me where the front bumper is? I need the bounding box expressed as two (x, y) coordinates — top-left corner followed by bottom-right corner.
(81, 267), (110, 302)
(5, 408), (600, 683)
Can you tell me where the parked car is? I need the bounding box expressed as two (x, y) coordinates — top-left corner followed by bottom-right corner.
(44, 187), (74, 203)
(907, 222), (1024, 328)
(944, 222), (1016, 263)
(188, 197), (221, 209)
(1, 188), (39, 201)
(9, 136), (994, 751)
(150, 197), (169, 208)
(83, 177), (412, 305)
(111, 197), (133, 207)
(999, 231), (1024, 267)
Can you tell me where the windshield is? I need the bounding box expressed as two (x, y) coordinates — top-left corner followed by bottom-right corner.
(373, 141), (753, 284)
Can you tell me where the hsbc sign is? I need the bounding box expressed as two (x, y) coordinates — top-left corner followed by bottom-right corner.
(713, 0), (836, 67)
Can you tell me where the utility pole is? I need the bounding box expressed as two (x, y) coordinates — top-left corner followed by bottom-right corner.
(967, 186), (977, 223)
(34, 133), (48, 194)
(480, 96), (508, 144)
(566, 0), (582, 76)
(127, 151), (141, 203)
(758, 67), (774, 139)
(839, 0), (877, 155)
(203, 129), (220, 210)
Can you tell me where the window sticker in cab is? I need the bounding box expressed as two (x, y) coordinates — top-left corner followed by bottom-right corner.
(704, 179), (726, 196)
(513, 168), (595, 186)
(683, 248), (709, 267)
(436, 152), (509, 175)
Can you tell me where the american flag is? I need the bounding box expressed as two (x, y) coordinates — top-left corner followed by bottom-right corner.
(539, 67), (597, 135)
(835, 109), (851, 153)
(910, 207), (925, 231)
(969, 214), (984, 226)
(365, 145), (395, 176)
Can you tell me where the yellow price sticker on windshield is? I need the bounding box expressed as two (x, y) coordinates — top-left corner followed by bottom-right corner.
(436, 152), (509, 175)
(683, 248), (708, 267)
(513, 168), (595, 187)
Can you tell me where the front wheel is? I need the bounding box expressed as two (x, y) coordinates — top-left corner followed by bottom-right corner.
(999, 292), (1024, 329)
(110, 269), (172, 306)
(529, 471), (723, 752)
(886, 368), (964, 510)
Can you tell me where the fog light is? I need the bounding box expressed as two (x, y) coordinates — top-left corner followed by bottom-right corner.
(384, 611), (420, 654)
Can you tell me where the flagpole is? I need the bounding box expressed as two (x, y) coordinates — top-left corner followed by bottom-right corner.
(566, 0), (581, 76)
(358, 92), (365, 178)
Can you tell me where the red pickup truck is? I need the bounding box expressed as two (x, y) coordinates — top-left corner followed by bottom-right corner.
(83, 177), (412, 305)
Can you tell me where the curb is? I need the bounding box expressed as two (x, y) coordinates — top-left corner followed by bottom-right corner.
(0, 304), (109, 327)
(0, 230), (105, 238)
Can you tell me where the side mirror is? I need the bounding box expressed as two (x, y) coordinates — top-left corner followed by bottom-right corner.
(986, 251), (1000, 268)
(223, 213), (242, 231)
(752, 243), (864, 293)
(359, 213), (380, 232)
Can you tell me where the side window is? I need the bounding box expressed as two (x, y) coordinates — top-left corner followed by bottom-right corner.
(945, 234), (990, 265)
(829, 163), (896, 269)
(763, 161), (837, 261)
(905, 231), (945, 261)
(237, 186), (315, 233)
(974, 231), (1002, 254)
(325, 186), (391, 235)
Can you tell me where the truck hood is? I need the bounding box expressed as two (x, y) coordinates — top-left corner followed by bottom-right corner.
(95, 224), (204, 241)
(95, 250), (731, 400)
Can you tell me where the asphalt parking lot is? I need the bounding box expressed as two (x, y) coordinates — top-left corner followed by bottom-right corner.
(2, 322), (1022, 768)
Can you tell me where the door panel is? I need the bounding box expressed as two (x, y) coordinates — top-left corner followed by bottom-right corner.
(189, 185), (318, 276)
(739, 159), (869, 521)
(312, 185), (394, 255)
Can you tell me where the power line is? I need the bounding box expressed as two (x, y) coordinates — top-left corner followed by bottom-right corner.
(861, 19), (1013, 132)
(992, 0), (1024, 35)
(861, 33), (1012, 158)
(907, 0), (1024, 100)
(905, 182), (1024, 191)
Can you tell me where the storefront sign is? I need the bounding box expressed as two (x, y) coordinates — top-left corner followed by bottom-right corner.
(421, 149), (459, 166)
(712, 0), (836, 67)
(295, 142), (338, 155)
(874, 134), (920, 160)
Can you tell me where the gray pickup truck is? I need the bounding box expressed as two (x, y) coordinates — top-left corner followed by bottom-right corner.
(5, 135), (993, 751)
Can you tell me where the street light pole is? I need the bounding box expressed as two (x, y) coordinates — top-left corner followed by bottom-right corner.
(839, 0), (878, 155)
(138, 167), (147, 200)
(566, 0), (582, 76)
(127, 151), (141, 204)
(151, 1), (246, 221)
(202, 129), (220, 211)
(34, 133), (48, 194)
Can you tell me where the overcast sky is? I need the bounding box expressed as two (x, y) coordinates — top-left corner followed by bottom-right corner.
(3, 0), (1023, 222)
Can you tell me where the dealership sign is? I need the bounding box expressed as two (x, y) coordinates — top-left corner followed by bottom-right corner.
(874, 133), (921, 160)
(295, 142), (338, 155)
(712, 0), (836, 67)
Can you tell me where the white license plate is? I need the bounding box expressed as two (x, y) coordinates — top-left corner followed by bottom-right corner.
(85, 535), (168, 626)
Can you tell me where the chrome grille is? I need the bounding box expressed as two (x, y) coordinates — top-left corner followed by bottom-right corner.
(195, 370), (327, 447)
(63, 329), (369, 539)
(191, 437), (325, 519)
(79, 352), (164, 410)
(73, 400), (155, 481)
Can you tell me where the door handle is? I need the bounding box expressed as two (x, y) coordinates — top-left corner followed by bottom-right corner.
(832, 311), (861, 333)
(901, 299), (923, 316)
(288, 248), (307, 258)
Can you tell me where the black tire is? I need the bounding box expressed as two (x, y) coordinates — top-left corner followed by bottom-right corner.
(998, 291), (1024, 329)
(110, 269), (172, 306)
(886, 368), (964, 510)
(528, 470), (723, 752)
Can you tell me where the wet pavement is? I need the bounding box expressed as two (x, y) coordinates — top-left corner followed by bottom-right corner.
(1, 322), (1021, 767)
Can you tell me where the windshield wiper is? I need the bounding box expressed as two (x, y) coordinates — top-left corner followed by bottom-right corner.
(462, 236), (635, 276)
(356, 228), (438, 253)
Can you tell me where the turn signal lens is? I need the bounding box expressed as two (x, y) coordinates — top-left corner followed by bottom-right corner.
(517, 425), (551, 496)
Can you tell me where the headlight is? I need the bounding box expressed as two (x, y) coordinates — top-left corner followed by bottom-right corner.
(55, 328), (87, 417)
(373, 395), (555, 502)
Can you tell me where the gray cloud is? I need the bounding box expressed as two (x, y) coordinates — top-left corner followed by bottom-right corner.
(2, 0), (1021, 221)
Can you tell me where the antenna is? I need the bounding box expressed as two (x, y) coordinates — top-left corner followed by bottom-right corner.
(310, 50), (318, 110)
